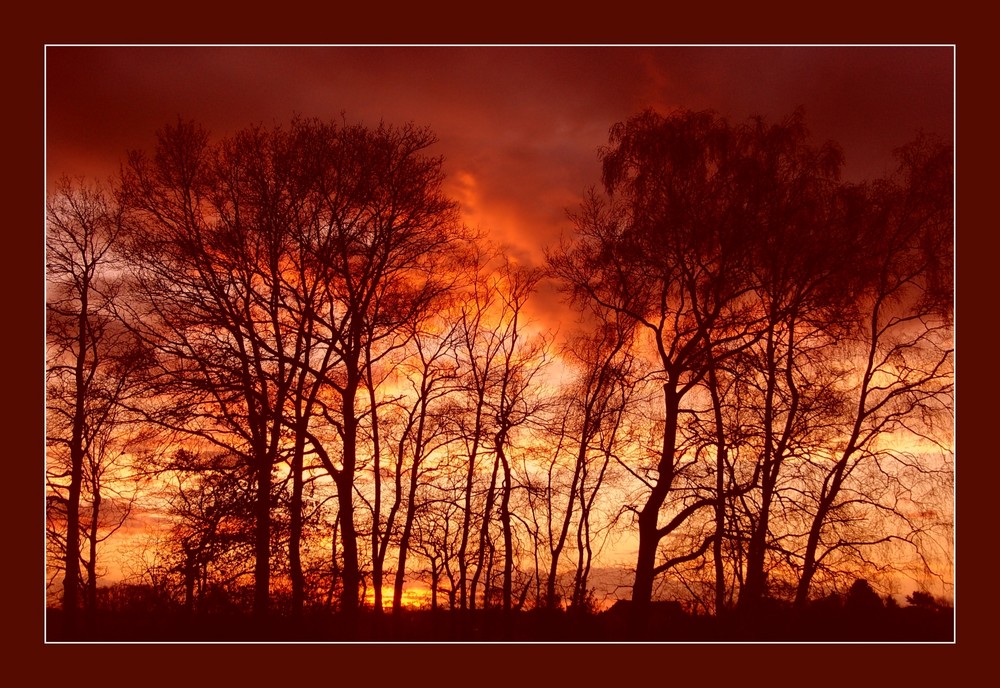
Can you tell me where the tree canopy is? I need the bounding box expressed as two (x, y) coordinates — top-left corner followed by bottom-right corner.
(46, 109), (953, 641)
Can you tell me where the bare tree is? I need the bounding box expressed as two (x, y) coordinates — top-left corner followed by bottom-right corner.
(720, 111), (848, 611)
(363, 260), (463, 614)
(162, 449), (256, 613)
(385, 319), (462, 613)
(290, 121), (462, 615)
(118, 117), (462, 622)
(792, 135), (953, 605)
(543, 316), (635, 609)
(490, 264), (549, 613)
(46, 177), (145, 631)
(458, 254), (550, 613)
(452, 248), (498, 611)
(119, 120), (317, 621)
(551, 110), (765, 615)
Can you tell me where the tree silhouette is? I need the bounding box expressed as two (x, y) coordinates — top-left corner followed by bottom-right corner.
(713, 111), (849, 611)
(553, 109), (778, 616)
(552, 108), (952, 623)
(118, 117), (463, 622)
(47, 177), (149, 631)
(543, 316), (636, 609)
(386, 319), (462, 613)
(792, 135), (953, 606)
(845, 578), (884, 615)
(119, 120), (319, 621)
(163, 449), (256, 614)
(286, 121), (462, 616)
(455, 252), (550, 614)
(45, 106), (952, 641)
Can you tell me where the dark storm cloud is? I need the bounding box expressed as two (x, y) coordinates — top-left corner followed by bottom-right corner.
(46, 45), (953, 266)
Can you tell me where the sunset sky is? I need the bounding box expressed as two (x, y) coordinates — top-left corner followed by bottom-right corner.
(46, 45), (953, 275)
(43, 44), (957, 627)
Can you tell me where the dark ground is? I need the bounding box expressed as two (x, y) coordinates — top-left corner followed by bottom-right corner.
(45, 601), (953, 643)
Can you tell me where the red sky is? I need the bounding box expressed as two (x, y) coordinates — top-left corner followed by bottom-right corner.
(45, 45), (953, 279)
(43, 43), (956, 600)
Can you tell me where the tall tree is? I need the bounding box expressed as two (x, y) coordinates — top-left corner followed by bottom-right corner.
(552, 110), (764, 615)
(291, 121), (462, 614)
(793, 135), (953, 605)
(364, 253), (462, 613)
(543, 316), (635, 609)
(119, 118), (462, 621)
(387, 318), (461, 613)
(725, 111), (848, 610)
(119, 119), (325, 621)
(459, 250), (549, 612)
(47, 177), (139, 631)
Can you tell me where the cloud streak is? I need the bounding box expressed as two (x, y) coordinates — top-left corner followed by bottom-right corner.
(46, 45), (953, 270)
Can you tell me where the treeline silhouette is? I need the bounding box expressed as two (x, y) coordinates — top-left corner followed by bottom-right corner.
(45, 579), (952, 641)
(46, 108), (953, 641)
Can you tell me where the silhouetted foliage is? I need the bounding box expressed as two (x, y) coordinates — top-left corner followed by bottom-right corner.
(47, 107), (952, 642)
(115, 117), (463, 624)
(46, 178), (153, 631)
(550, 107), (952, 625)
(845, 578), (884, 614)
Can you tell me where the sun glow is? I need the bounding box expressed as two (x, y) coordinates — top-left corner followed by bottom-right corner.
(364, 586), (435, 610)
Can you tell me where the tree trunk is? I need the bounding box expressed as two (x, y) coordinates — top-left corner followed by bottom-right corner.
(795, 505), (827, 607)
(796, 460), (849, 607)
(457, 401), (484, 611)
(289, 433), (305, 619)
(470, 454), (499, 610)
(740, 329), (778, 612)
(392, 461), (421, 613)
(741, 321), (799, 612)
(547, 432), (588, 609)
(367, 359), (385, 614)
(61, 439), (82, 633)
(335, 472), (360, 614)
(709, 374), (728, 614)
(337, 379), (362, 615)
(62, 292), (91, 633)
(253, 452), (271, 622)
(430, 561), (439, 611)
(183, 545), (196, 613)
(85, 490), (101, 624)
(632, 383), (679, 611)
(498, 443), (513, 614)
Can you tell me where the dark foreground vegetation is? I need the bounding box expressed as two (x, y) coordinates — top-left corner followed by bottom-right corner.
(46, 581), (952, 642)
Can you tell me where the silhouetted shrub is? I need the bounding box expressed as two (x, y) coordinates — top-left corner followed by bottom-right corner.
(845, 579), (884, 614)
